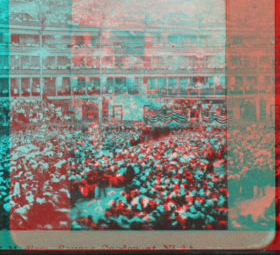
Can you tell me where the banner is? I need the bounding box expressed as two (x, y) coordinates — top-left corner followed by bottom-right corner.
(202, 110), (227, 124)
(144, 112), (188, 124)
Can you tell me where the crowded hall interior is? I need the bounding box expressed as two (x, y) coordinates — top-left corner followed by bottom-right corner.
(0, 0), (276, 231)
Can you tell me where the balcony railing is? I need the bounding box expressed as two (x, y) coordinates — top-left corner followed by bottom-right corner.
(148, 88), (226, 98)
(0, 44), (8, 52)
(10, 43), (39, 49)
(0, 69), (9, 75)
(9, 69), (40, 75)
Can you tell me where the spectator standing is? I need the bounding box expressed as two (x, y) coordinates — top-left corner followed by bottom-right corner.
(206, 148), (215, 174)
(87, 169), (97, 199)
(97, 166), (107, 199)
(124, 165), (135, 186)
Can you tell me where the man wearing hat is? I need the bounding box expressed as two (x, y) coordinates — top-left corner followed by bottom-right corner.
(86, 166), (97, 199)
(124, 165), (135, 186)
(97, 166), (107, 199)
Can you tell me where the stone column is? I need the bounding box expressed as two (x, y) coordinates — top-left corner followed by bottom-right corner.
(256, 97), (260, 121)
(19, 78), (21, 97)
(29, 78), (32, 97)
(233, 99), (241, 121)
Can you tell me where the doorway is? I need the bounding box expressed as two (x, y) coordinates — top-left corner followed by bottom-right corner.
(82, 102), (99, 123)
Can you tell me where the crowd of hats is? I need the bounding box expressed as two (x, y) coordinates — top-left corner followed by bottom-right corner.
(70, 125), (144, 201)
(0, 98), (69, 132)
(226, 123), (276, 230)
(102, 126), (143, 150)
(1, 112), (276, 230)
(227, 123), (274, 200)
(7, 121), (144, 229)
(73, 122), (277, 230)
(0, 135), (10, 229)
(9, 0), (71, 28)
(0, 99), (9, 127)
(72, 126), (228, 230)
(9, 127), (71, 230)
(10, 99), (69, 128)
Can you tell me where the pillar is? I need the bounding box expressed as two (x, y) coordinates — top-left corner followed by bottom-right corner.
(39, 31), (43, 101)
(259, 75), (264, 94)
(266, 98), (271, 122)
(256, 97), (260, 121)
(99, 27), (103, 125)
(155, 78), (158, 97)
(177, 77), (179, 95)
(17, 55), (21, 70)
(232, 99), (240, 121)
(112, 57), (115, 68)
(100, 77), (106, 94)
(19, 77), (21, 97)
(166, 76), (168, 96)
(55, 77), (60, 97)
(99, 98), (102, 124)
(29, 77), (32, 96)
(108, 101), (113, 122)
(161, 33), (168, 45)
(215, 75), (220, 91)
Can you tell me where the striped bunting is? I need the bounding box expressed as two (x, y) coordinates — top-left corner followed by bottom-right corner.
(144, 112), (188, 124)
(144, 109), (228, 125)
(202, 110), (227, 124)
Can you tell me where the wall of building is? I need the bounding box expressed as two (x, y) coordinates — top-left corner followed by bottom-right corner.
(4, 0), (275, 126)
(110, 96), (163, 121)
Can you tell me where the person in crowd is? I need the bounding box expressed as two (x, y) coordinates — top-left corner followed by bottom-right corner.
(206, 147), (215, 174)
(97, 166), (107, 199)
(7, 98), (275, 230)
(124, 165), (135, 186)
(86, 169), (98, 199)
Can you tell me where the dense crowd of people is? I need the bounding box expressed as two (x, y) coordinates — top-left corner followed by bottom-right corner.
(227, 123), (276, 230)
(0, 99), (9, 128)
(0, 97), (275, 230)
(0, 135), (10, 229)
(5, 117), (229, 230)
(71, 121), (277, 230)
(9, 125), (70, 229)
(10, 99), (70, 130)
(9, 0), (71, 28)
(1, 119), (276, 230)
(227, 123), (275, 201)
(70, 123), (228, 230)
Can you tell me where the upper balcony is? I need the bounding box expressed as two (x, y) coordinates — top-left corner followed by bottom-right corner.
(0, 43), (8, 54)
(147, 77), (226, 99)
(228, 75), (274, 96)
